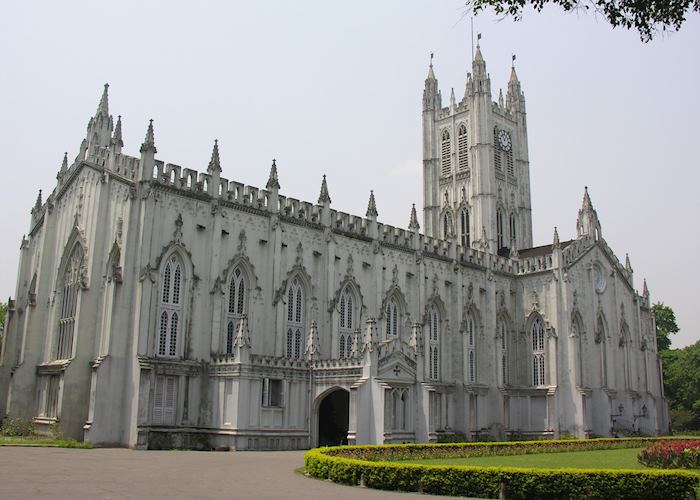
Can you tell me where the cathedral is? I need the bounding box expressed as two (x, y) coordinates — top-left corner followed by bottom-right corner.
(0, 46), (668, 449)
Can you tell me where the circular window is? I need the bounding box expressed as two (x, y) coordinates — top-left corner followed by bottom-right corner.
(593, 264), (607, 293)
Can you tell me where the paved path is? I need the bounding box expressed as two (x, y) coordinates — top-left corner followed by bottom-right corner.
(0, 447), (456, 499)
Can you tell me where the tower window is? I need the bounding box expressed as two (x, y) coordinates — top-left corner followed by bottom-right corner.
(496, 209), (504, 249)
(158, 254), (183, 357)
(509, 213), (517, 248)
(441, 130), (451, 177)
(428, 305), (440, 380)
(493, 128), (502, 172)
(532, 317), (546, 386)
(460, 208), (470, 247)
(458, 124), (468, 171)
(286, 278), (304, 359)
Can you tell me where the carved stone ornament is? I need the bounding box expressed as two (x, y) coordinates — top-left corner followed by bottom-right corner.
(238, 229), (247, 253)
(174, 213), (183, 242)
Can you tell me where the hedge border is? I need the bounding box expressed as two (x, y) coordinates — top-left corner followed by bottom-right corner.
(304, 438), (700, 499)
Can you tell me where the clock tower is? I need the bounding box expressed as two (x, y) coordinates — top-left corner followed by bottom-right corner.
(422, 45), (533, 255)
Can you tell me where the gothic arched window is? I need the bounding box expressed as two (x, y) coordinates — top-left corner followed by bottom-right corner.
(339, 286), (355, 359)
(225, 267), (247, 354)
(460, 208), (470, 248)
(443, 211), (453, 239)
(532, 316), (546, 386)
(496, 209), (505, 250)
(441, 129), (451, 177)
(499, 320), (508, 385)
(457, 124), (468, 171)
(385, 299), (399, 338)
(465, 313), (476, 384)
(56, 244), (84, 360)
(509, 212), (517, 248)
(428, 305), (440, 380)
(286, 278), (304, 359)
(158, 254), (183, 357)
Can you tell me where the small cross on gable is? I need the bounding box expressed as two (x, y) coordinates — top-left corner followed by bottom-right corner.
(393, 366), (401, 377)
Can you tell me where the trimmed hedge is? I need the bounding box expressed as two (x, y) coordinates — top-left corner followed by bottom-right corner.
(305, 439), (700, 499)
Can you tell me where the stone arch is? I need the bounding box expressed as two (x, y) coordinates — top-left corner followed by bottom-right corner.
(314, 386), (350, 447)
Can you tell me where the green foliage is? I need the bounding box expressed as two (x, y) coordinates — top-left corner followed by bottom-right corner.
(0, 417), (36, 437)
(652, 302), (680, 351)
(0, 301), (6, 330)
(466, 0), (699, 42)
(437, 432), (468, 443)
(662, 341), (700, 431)
(638, 440), (700, 469)
(306, 439), (700, 499)
(0, 436), (91, 448)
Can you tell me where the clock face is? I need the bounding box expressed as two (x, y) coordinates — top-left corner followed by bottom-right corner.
(498, 130), (512, 151)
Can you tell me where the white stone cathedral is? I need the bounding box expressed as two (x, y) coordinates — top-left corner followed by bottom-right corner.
(0, 46), (669, 449)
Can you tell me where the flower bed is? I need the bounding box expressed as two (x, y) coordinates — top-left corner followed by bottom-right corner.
(305, 439), (700, 499)
(639, 440), (700, 469)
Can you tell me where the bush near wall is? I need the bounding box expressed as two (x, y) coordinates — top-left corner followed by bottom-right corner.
(639, 440), (700, 469)
(305, 439), (700, 499)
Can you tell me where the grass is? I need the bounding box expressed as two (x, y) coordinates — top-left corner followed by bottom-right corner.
(0, 436), (91, 448)
(401, 447), (649, 469)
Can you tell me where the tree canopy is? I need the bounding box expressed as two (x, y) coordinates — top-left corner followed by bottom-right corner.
(467, 0), (699, 41)
(652, 302), (680, 351)
(661, 341), (700, 430)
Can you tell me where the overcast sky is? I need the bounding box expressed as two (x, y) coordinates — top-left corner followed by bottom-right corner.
(1, 1), (698, 348)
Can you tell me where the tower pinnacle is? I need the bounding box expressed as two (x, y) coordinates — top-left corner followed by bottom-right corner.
(111, 115), (123, 149)
(266, 159), (280, 190)
(97, 83), (109, 117)
(208, 139), (221, 173)
(408, 204), (420, 231)
(317, 174), (331, 204)
(366, 190), (378, 218)
(140, 119), (157, 154)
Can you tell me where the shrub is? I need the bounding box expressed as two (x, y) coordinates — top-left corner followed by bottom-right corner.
(0, 417), (35, 437)
(638, 440), (700, 469)
(305, 439), (700, 499)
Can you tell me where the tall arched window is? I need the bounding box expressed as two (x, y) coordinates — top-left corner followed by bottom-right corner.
(509, 212), (517, 248)
(532, 317), (545, 386)
(56, 244), (84, 360)
(428, 305), (440, 380)
(286, 278), (304, 359)
(496, 209), (505, 249)
(443, 211), (453, 239)
(159, 254), (183, 357)
(499, 319), (508, 385)
(385, 299), (399, 338)
(597, 315), (608, 386)
(466, 314), (476, 384)
(460, 208), (470, 248)
(225, 267), (247, 354)
(339, 286), (355, 359)
(457, 124), (469, 171)
(621, 324), (632, 390)
(572, 315), (584, 387)
(392, 388), (409, 431)
(440, 129), (451, 176)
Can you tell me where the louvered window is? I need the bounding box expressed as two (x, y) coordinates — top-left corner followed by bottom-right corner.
(532, 317), (546, 386)
(509, 213), (517, 248)
(493, 128), (502, 172)
(440, 130), (451, 177)
(428, 306), (440, 380)
(56, 244), (83, 360)
(458, 124), (469, 171)
(153, 375), (177, 425)
(286, 278), (304, 358)
(496, 209), (505, 249)
(158, 255), (183, 357)
(506, 148), (514, 176)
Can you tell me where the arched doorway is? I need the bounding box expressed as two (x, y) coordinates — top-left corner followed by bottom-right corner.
(318, 389), (349, 447)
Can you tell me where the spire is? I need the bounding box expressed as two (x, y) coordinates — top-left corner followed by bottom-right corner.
(60, 152), (68, 173)
(208, 139), (221, 173)
(266, 159), (280, 190)
(426, 52), (436, 80)
(625, 253), (633, 273)
(33, 189), (42, 213)
(553, 226), (560, 248)
(317, 174), (331, 204)
(577, 186), (601, 240)
(642, 279), (649, 298)
(96, 83), (109, 117)
(305, 320), (321, 360)
(498, 88), (504, 107)
(111, 115), (123, 149)
(140, 119), (157, 154)
(423, 52), (439, 111)
(408, 204), (420, 231)
(449, 87), (456, 108)
(582, 186), (593, 211)
(366, 190), (378, 218)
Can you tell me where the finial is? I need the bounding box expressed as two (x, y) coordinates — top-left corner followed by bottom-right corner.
(208, 139), (221, 173)
(111, 115), (123, 148)
(512, 54), (516, 68)
(96, 83), (109, 116)
(477, 32), (482, 46)
(582, 186), (592, 210)
(427, 52), (436, 80)
(32, 189), (42, 214)
(61, 152), (68, 172)
(366, 190), (378, 218)
(430, 52), (434, 67)
(553, 226), (560, 248)
(140, 119), (157, 154)
(642, 278), (649, 297)
(317, 174), (331, 204)
(408, 203), (420, 231)
(625, 253), (633, 273)
(266, 158), (280, 190)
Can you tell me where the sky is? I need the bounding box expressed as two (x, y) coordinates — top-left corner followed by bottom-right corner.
(0, 1), (698, 348)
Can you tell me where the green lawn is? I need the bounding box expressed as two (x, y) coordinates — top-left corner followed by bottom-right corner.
(0, 436), (91, 448)
(402, 447), (649, 469)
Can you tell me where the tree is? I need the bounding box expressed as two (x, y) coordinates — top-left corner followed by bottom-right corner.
(467, 0), (699, 42)
(0, 302), (6, 331)
(652, 302), (679, 351)
(661, 341), (700, 430)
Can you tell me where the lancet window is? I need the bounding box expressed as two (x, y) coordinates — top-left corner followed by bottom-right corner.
(465, 313), (476, 384)
(441, 129), (451, 176)
(532, 316), (546, 386)
(339, 286), (355, 359)
(56, 244), (84, 360)
(225, 267), (247, 354)
(286, 278), (304, 359)
(457, 124), (469, 171)
(499, 319), (508, 385)
(460, 208), (470, 248)
(428, 305), (440, 380)
(158, 254), (183, 357)
(385, 299), (399, 338)
(496, 209), (505, 249)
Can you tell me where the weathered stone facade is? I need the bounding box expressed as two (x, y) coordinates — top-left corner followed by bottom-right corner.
(0, 48), (668, 449)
